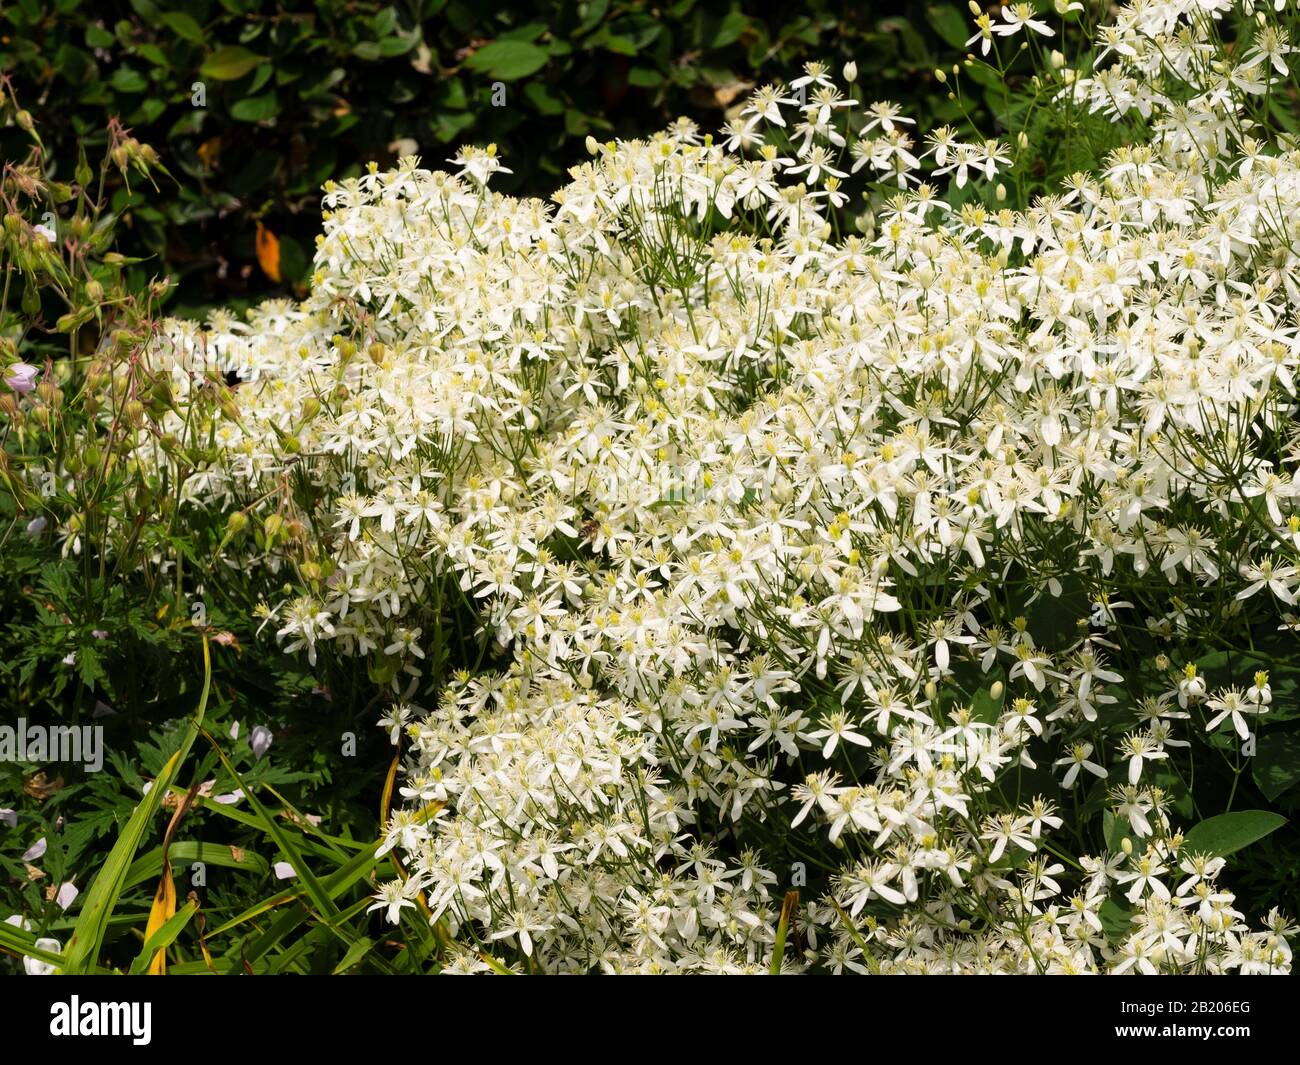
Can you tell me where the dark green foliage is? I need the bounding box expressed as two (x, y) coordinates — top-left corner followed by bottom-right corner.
(3, 1), (999, 313)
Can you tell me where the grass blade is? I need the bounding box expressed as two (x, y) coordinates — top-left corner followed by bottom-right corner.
(60, 637), (211, 973)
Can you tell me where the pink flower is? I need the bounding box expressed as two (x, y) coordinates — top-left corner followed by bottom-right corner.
(4, 363), (38, 394)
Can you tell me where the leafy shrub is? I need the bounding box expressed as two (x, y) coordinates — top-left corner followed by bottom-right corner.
(6, 0), (1300, 976)
(108, 0), (1300, 972)
(0, 87), (396, 975)
(2, 0), (1054, 313)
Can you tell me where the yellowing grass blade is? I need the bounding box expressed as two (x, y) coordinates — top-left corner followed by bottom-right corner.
(144, 864), (177, 975)
(61, 637), (210, 974)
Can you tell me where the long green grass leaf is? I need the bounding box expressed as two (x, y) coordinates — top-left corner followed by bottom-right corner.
(60, 637), (211, 973)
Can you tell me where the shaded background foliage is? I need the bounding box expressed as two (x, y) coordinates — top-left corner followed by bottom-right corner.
(2, 0), (987, 314)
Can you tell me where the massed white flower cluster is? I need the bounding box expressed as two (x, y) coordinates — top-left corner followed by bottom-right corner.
(142, 0), (1300, 972)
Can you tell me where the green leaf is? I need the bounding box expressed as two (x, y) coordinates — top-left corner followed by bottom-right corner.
(128, 900), (197, 974)
(230, 92), (280, 122)
(713, 12), (749, 49)
(627, 66), (662, 88)
(200, 735), (342, 927)
(927, 4), (970, 51)
(1183, 810), (1287, 858)
(110, 67), (148, 94)
(769, 890), (798, 974)
(124, 840), (271, 891)
(160, 10), (205, 43)
(463, 40), (549, 80)
(200, 45), (264, 80)
(0, 920), (65, 971)
(969, 673), (1005, 724)
(60, 640), (211, 974)
(1102, 809), (1132, 853)
(331, 935), (377, 974)
(1098, 898), (1133, 942)
(1253, 732), (1300, 802)
(523, 81), (564, 115)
